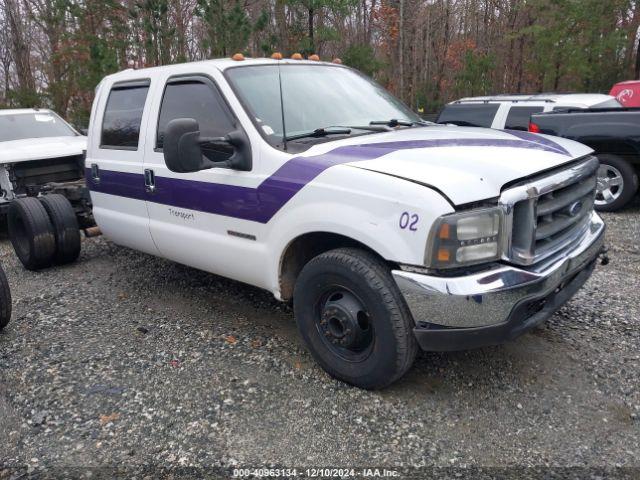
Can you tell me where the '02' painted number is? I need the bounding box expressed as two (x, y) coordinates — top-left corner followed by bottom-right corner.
(399, 212), (419, 231)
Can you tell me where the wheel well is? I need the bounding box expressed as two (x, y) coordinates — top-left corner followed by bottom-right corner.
(279, 232), (385, 301)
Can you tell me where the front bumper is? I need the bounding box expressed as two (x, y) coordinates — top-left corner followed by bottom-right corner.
(392, 211), (605, 351)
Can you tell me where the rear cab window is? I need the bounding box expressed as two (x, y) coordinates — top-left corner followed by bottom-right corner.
(436, 103), (500, 128)
(101, 80), (150, 150)
(504, 106), (544, 131)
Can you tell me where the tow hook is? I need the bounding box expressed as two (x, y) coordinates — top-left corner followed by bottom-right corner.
(598, 247), (610, 266)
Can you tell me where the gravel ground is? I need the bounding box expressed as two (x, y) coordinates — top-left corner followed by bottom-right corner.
(0, 200), (639, 479)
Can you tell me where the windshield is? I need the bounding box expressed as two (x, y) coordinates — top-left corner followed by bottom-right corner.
(225, 64), (420, 146)
(0, 111), (77, 142)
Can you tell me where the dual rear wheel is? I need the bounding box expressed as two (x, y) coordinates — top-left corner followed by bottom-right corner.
(8, 194), (81, 271)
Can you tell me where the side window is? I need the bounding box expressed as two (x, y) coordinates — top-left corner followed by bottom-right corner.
(156, 79), (236, 161)
(436, 103), (500, 128)
(101, 82), (150, 149)
(504, 106), (544, 131)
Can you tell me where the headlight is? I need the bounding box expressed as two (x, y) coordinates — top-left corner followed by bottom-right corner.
(426, 207), (503, 268)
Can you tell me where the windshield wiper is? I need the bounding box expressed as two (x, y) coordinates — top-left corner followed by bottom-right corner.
(369, 118), (431, 128)
(284, 127), (351, 141)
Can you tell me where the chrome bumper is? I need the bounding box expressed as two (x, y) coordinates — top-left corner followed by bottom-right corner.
(392, 212), (605, 348)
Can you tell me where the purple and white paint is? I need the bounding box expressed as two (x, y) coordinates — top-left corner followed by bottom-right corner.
(88, 133), (572, 224)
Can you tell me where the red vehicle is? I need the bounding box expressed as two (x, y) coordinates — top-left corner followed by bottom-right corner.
(610, 80), (640, 107)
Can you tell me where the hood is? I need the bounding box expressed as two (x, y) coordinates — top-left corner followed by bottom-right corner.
(304, 126), (592, 206)
(0, 136), (87, 164)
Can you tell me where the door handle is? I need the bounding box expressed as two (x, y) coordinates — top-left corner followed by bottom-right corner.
(90, 163), (100, 184)
(144, 168), (155, 193)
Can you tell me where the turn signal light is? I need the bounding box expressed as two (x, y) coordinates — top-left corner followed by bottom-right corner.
(438, 223), (450, 240)
(529, 122), (540, 133)
(437, 248), (450, 262)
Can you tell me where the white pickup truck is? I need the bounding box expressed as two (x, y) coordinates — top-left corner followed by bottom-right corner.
(8, 58), (606, 388)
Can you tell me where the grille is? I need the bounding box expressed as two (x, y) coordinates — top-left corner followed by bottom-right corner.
(501, 156), (599, 266)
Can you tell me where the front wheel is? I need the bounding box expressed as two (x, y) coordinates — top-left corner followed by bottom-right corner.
(293, 248), (417, 389)
(595, 154), (638, 212)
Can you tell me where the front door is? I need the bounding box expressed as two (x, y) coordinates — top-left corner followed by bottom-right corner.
(141, 74), (267, 287)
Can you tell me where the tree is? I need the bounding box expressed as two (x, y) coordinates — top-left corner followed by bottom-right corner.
(196, 0), (251, 57)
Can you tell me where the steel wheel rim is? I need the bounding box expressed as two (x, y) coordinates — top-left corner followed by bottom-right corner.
(595, 164), (624, 206)
(314, 286), (374, 362)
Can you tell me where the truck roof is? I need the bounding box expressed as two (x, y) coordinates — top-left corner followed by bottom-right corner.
(0, 108), (53, 116)
(452, 93), (615, 107)
(102, 57), (343, 83)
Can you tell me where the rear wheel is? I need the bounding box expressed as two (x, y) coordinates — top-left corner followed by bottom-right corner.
(8, 198), (56, 270)
(39, 194), (81, 265)
(293, 248), (417, 389)
(595, 154), (638, 212)
(0, 264), (11, 330)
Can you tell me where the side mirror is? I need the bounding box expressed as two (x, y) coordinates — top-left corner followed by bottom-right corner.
(79, 128), (88, 136)
(163, 118), (252, 173)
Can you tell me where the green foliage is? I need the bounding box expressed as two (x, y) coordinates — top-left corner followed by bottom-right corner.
(522, 0), (629, 92)
(453, 50), (495, 97)
(196, 0), (251, 57)
(7, 88), (42, 108)
(343, 44), (385, 77)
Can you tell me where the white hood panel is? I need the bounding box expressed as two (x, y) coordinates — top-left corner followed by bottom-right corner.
(307, 126), (593, 206)
(0, 136), (87, 164)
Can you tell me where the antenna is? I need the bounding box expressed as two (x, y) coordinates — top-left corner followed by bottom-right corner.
(277, 63), (288, 151)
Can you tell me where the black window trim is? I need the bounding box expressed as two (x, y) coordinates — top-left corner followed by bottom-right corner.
(99, 78), (151, 151)
(504, 105), (545, 130)
(436, 102), (500, 127)
(153, 73), (240, 153)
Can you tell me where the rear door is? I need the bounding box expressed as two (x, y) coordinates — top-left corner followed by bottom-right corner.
(86, 79), (159, 255)
(501, 104), (546, 131)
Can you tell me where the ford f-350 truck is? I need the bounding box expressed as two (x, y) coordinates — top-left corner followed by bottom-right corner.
(7, 58), (606, 388)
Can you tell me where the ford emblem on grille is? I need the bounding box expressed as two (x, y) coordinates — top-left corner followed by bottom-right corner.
(568, 201), (582, 217)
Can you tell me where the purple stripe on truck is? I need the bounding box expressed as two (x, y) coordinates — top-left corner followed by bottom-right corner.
(504, 129), (571, 156)
(87, 137), (572, 224)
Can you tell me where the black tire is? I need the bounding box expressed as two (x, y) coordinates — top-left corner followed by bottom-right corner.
(0, 264), (11, 330)
(39, 194), (81, 265)
(7, 198), (56, 270)
(293, 247), (418, 389)
(595, 154), (639, 212)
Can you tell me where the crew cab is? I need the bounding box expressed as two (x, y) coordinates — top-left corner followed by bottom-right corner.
(7, 58), (607, 388)
(437, 94), (622, 130)
(530, 107), (640, 211)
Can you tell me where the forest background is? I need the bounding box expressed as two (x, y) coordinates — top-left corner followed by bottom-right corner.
(1, 0), (638, 126)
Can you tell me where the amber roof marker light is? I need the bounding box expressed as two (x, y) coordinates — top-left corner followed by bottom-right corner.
(308, 54), (320, 61)
(332, 58), (342, 64)
(291, 53), (303, 60)
(232, 53), (245, 61)
(271, 52), (283, 60)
